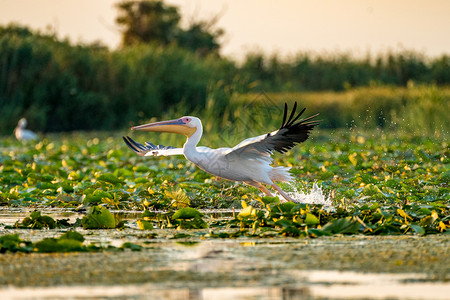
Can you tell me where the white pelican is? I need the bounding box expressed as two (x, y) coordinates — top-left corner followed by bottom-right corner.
(14, 118), (38, 141)
(123, 102), (319, 202)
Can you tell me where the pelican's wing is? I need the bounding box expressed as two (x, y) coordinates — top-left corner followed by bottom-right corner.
(225, 102), (319, 158)
(122, 136), (184, 157)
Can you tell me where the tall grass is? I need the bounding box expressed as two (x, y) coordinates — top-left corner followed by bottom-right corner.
(240, 51), (450, 91)
(1, 24), (449, 137)
(190, 84), (450, 143)
(135, 83), (448, 152)
(0, 25), (236, 134)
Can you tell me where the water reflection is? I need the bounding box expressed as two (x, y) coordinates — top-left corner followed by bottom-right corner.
(1, 271), (449, 300)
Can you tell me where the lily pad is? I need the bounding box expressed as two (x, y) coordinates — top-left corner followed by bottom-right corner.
(137, 220), (154, 230)
(305, 213), (320, 225)
(97, 173), (125, 185)
(172, 207), (203, 220)
(322, 217), (360, 234)
(81, 206), (116, 229)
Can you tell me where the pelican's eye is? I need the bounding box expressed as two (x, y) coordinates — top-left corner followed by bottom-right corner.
(181, 117), (191, 123)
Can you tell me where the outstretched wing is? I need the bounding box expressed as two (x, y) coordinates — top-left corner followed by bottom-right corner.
(122, 136), (184, 157)
(225, 102), (319, 158)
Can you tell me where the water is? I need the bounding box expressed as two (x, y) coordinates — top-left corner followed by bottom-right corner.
(0, 207), (83, 227)
(1, 208), (449, 300)
(1, 271), (449, 300)
(287, 182), (334, 208)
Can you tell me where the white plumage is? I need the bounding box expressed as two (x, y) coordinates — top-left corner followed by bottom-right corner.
(123, 102), (318, 202)
(14, 118), (38, 141)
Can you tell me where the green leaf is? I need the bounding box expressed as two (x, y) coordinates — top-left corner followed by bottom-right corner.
(60, 231), (85, 242)
(237, 206), (256, 220)
(260, 196), (279, 206)
(56, 239), (85, 252)
(34, 236), (85, 253)
(121, 242), (142, 251)
(15, 211), (57, 229)
(0, 234), (24, 252)
(137, 219), (154, 230)
(68, 171), (81, 181)
(305, 213), (320, 225)
(417, 207), (432, 215)
(275, 218), (295, 228)
(437, 170), (450, 183)
(38, 216), (57, 229)
(278, 202), (296, 213)
(322, 217), (360, 234)
(83, 190), (113, 204)
(397, 209), (412, 221)
(97, 173), (125, 185)
(142, 209), (153, 218)
(166, 188), (190, 208)
(30, 211), (41, 219)
(307, 228), (331, 237)
(34, 238), (64, 253)
(107, 149), (123, 159)
(410, 224), (425, 235)
(171, 233), (191, 239)
(172, 207), (203, 220)
(176, 217), (208, 229)
(81, 206), (116, 229)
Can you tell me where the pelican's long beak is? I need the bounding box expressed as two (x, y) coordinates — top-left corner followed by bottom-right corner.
(132, 118), (196, 137)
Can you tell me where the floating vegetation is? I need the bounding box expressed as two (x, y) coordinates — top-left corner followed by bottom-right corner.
(0, 129), (448, 253)
(81, 206), (118, 229)
(0, 232), (142, 253)
(13, 210), (64, 229)
(4, 193), (448, 248)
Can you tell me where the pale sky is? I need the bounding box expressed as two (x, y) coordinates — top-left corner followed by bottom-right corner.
(1, 0), (449, 60)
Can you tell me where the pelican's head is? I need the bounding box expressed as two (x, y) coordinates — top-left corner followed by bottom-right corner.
(132, 116), (201, 137)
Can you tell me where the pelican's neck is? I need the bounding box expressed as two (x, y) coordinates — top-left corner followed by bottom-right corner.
(185, 123), (202, 149)
(183, 122), (203, 163)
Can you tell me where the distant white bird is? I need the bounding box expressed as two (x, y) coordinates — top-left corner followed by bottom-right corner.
(14, 118), (38, 141)
(123, 102), (319, 202)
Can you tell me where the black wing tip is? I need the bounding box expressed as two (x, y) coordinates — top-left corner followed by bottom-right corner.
(281, 101), (320, 129)
(281, 102), (288, 128)
(122, 135), (147, 156)
(271, 102), (320, 154)
(123, 136), (176, 156)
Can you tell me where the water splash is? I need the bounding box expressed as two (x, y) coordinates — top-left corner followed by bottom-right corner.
(286, 182), (334, 210)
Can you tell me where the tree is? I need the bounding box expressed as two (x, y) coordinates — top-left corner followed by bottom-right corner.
(115, 0), (223, 56)
(176, 20), (224, 56)
(0, 24), (33, 38)
(115, 0), (180, 46)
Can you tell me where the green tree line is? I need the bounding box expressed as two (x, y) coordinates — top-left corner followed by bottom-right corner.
(0, 24), (234, 132)
(241, 51), (449, 92)
(0, 23), (449, 133)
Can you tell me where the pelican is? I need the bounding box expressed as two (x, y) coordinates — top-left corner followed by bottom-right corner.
(14, 118), (38, 141)
(123, 102), (319, 202)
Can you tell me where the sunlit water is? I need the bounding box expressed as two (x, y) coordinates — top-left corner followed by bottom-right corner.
(1, 270), (448, 300)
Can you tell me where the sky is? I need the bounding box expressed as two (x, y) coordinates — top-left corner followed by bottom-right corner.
(1, 0), (449, 61)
